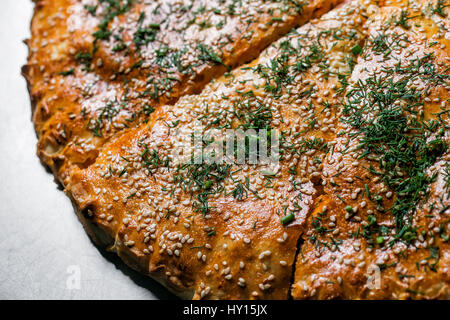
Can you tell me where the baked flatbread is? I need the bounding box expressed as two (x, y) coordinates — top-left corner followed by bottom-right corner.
(24, 0), (450, 299)
(23, 0), (340, 185)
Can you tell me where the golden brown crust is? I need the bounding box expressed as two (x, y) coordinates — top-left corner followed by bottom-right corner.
(66, 0), (377, 299)
(24, 0), (450, 300)
(23, 0), (342, 185)
(292, 2), (450, 299)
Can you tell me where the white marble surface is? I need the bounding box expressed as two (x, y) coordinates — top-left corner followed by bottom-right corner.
(0, 0), (174, 300)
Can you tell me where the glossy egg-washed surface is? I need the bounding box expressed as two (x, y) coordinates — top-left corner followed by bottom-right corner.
(23, 0), (449, 299)
(24, 0), (340, 185)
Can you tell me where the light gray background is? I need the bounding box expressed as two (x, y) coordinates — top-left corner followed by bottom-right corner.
(0, 0), (175, 300)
